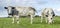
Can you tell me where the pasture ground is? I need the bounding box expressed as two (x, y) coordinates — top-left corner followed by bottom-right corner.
(0, 16), (60, 28)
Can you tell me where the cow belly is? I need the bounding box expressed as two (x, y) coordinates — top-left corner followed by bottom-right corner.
(19, 12), (29, 16)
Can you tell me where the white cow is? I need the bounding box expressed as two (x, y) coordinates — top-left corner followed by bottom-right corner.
(41, 8), (55, 24)
(4, 6), (36, 24)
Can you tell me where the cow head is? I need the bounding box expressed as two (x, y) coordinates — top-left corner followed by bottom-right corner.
(48, 11), (55, 24)
(4, 6), (15, 15)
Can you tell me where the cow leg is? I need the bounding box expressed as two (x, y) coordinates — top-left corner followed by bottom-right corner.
(30, 15), (33, 24)
(12, 17), (14, 23)
(52, 18), (54, 23)
(16, 16), (19, 24)
(45, 17), (48, 23)
(41, 16), (43, 23)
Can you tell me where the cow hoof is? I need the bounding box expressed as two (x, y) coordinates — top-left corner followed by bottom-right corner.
(46, 22), (47, 23)
(31, 22), (32, 24)
(12, 22), (14, 24)
(48, 23), (51, 24)
(17, 22), (19, 24)
(53, 21), (54, 23)
(31, 23), (32, 24)
(41, 21), (42, 23)
(48, 22), (52, 24)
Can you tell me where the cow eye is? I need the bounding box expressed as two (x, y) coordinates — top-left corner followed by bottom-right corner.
(51, 18), (52, 19)
(12, 7), (15, 9)
(4, 7), (8, 9)
(46, 15), (48, 17)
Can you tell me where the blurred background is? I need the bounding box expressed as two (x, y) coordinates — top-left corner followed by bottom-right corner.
(0, 0), (60, 17)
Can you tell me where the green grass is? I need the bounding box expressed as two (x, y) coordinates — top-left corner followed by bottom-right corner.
(0, 16), (60, 28)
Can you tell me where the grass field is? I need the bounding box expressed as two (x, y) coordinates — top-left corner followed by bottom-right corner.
(0, 16), (60, 28)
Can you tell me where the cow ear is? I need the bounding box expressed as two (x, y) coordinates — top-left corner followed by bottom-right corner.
(4, 7), (8, 9)
(12, 7), (15, 9)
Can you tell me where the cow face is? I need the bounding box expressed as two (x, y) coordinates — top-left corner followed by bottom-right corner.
(48, 12), (55, 24)
(48, 15), (53, 24)
(4, 6), (15, 15)
(47, 11), (55, 24)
